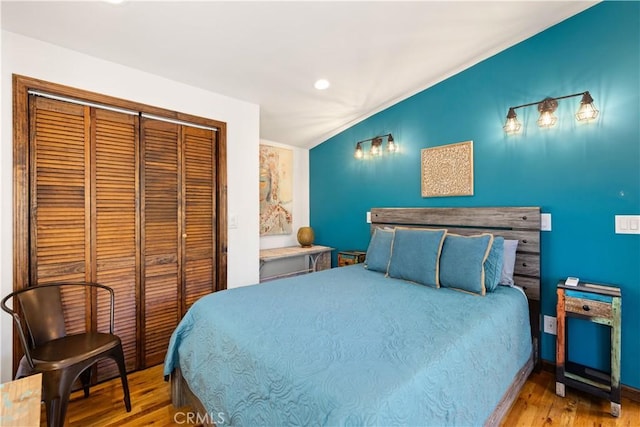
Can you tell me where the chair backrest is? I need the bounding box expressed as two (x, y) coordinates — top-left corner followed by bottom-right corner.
(2, 282), (116, 372)
(16, 285), (67, 347)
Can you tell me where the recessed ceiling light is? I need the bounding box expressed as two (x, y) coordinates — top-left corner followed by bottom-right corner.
(314, 79), (330, 90)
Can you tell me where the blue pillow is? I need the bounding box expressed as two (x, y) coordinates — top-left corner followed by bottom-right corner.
(500, 239), (519, 285)
(484, 236), (504, 292)
(364, 228), (395, 273)
(439, 233), (494, 295)
(387, 228), (447, 287)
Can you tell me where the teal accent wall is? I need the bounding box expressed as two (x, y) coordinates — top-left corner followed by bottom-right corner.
(310, 2), (639, 388)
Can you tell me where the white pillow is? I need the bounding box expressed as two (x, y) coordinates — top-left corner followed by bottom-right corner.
(499, 239), (519, 285)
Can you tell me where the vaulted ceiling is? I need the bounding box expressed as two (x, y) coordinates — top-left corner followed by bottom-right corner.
(1, 1), (598, 147)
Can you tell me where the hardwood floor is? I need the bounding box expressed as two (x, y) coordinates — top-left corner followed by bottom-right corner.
(45, 364), (639, 426)
(501, 369), (639, 427)
(40, 364), (192, 427)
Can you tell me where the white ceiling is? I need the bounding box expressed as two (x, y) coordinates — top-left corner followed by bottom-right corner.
(1, 1), (598, 148)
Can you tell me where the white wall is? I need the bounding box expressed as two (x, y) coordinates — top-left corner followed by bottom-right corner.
(0, 31), (261, 381)
(0, 12), (4, 386)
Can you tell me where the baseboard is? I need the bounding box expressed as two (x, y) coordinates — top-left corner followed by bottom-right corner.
(541, 360), (640, 403)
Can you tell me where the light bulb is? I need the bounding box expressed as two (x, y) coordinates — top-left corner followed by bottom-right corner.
(503, 118), (521, 134)
(354, 143), (363, 159)
(503, 108), (521, 134)
(576, 102), (599, 121)
(537, 111), (557, 128)
(537, 98), (558, 128)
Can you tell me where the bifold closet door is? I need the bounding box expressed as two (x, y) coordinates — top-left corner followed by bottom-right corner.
(29, 96), (91, 336)
(19, 76), (225, 378)
(140, 118), (181, 367)
(29, 95), (218, 371)
(29, 96), (139, 380)
(140, 118), (217, 367)
(93, 108), (139, 379)
(182, 126), (217, 310)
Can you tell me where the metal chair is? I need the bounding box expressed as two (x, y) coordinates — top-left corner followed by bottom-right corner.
(1, 283), (132, 427)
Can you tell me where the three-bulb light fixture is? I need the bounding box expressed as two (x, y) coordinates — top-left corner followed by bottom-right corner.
(354, 133), (397, 159)
(503, 91), (599, 134)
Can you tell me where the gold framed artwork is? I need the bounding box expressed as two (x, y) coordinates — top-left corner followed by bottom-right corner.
(260, 144), (293, 235)
(421, 140), (474, 197)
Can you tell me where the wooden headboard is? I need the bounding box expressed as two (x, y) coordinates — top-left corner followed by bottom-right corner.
(370, 207), (542, 366)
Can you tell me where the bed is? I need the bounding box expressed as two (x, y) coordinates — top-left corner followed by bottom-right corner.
(164, 207), (542, 426)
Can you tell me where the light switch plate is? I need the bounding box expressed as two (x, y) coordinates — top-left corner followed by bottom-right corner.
(541, 213), (552, 231)
(615, 215), (640, 234)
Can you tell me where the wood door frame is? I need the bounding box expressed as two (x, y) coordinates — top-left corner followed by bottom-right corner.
(12, 74), (228, 374)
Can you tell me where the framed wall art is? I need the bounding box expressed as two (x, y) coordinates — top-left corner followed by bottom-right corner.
(421, 140), (474, 197)
(260, 144), (293, 235)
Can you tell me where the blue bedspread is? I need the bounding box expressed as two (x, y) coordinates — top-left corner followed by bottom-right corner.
(164, 264), (532, 426)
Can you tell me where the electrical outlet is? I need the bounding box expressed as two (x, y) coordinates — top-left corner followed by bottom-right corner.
(543, 315), (557, 335)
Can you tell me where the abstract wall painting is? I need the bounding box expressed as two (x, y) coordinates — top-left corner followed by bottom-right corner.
(260, 144), (293, 235)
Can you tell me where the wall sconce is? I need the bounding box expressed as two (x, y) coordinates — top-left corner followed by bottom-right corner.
(354, 133), (396, 159)
(503, 91), (598, 135)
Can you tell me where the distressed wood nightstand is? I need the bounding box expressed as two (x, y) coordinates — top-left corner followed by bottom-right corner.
(556, 280), (622, 417)
(337, 250), (366, 267)
(0, 373), (42, 426)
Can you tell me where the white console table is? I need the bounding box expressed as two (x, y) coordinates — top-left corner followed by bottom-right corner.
(259, 245), (333, 282)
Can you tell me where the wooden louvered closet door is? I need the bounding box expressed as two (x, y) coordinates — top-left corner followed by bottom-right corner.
(29, 97), (139, 379)
(30, 97), (91, 337)
(141, 119), (217, 367)
(141, 118), (180, 367)
(182, 126), (217, 309)
(93, 108), (139, 379)
(16, 75), (226, 379)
